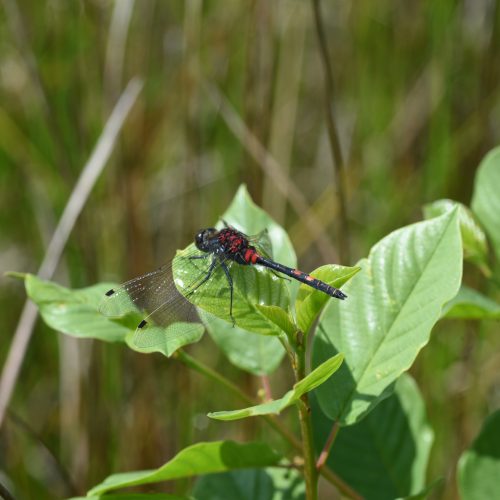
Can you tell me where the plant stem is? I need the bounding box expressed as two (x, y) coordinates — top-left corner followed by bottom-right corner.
(294, 340), (318, 500)
(321, 467), (364, 500)
(176, 348), (361, 499)
(260, 375), (273, 400)
(311, 0), (350, 263)
(175, 349), (301, 450)
(297, 398), (318, 500)
(316, 420), (339, 469)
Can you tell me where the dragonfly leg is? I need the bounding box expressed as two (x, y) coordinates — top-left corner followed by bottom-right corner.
(188, 254), (210, 259)
(219, 260), (235, 326)
(185, 256), (219, 299)
(186, 253), (210, 272)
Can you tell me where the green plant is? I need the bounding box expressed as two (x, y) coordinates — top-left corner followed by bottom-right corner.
(19, 147), (500, 499)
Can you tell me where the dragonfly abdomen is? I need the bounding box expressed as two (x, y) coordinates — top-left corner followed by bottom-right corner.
(255, 256), (347, 300)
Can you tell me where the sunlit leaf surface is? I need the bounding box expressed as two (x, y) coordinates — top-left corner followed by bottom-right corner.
(208, 354), (343, 421)
(87, 441), (281, 496)
(25, 274), (130, 343)
(313, 210), (462, 425)
(472, 146), (500, 260)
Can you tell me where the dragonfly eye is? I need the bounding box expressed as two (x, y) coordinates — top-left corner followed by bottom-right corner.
(195, 228), (217, 251)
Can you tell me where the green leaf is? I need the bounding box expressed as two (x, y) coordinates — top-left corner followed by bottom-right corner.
(87, 441), (281, 496)
(25, 274), (130, 343)
(255, 304), (296, 337)
(203, 315), (285, 375)
(204, 185), (298, 373)
(424, 198), (490, 274)
(208, 353), (343, 421)
(174, 250), (289, 336)
(399, 479), (444, 499)
(125, 322), (205, 358)
(312, 374), (434, 499)
(192, 467), (305, 500)
(313, 209), (462, 425)
(471, 146), (500, 260)
(442, 286), (500, 320)
(172, 186), (295, 339)
(458, 410), (500, 500)
(295, 265), (361, 334)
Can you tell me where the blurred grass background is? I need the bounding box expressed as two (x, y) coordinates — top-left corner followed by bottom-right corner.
(0, 1), (499, 498)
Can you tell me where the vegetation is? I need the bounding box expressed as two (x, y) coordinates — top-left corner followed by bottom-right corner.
(1, 2), (500, 499)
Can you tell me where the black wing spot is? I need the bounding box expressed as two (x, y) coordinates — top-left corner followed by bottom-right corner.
(105, 289), (115, 296)
(138, 319), (148, 329)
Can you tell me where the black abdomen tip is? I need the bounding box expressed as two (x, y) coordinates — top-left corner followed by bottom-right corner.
(333, 289), (347, 300)
(105, 289), (115, 296)
(138, 319), (148, 329)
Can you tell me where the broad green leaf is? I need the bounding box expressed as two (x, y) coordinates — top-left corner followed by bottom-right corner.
(313, 209), (462, 424)
(471, 146), (500, 260)
(125, 322), (205, 358)
(295, 265), (361, 334)
(208, 354), (343, 421)
(312, 374), (434, 499)
(87, 441), (281, 496)
(25, 274), (130, 343)
(424, 198), (490, 274)
(442, 286), (500, 320)
(192, 467), (305, 500)
(204, 185), (297, 373)
(458, 410), (500, 500)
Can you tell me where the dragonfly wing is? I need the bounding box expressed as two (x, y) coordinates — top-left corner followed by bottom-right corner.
(248, 229), (274, 259)
(131, 288), (205, 349)
(131, 256), (226, 349)
(99, 247), (208, 322)
(99, 264), (179, 319)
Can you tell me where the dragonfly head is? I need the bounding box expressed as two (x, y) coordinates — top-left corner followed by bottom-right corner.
(195, 227), (217, 252)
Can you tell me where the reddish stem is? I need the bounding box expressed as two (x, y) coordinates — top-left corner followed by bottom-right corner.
(260, 375), (272, 400)
(316, 421), (340, 470)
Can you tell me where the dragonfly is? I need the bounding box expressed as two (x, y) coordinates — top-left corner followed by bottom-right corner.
(99, 223), (346, 349)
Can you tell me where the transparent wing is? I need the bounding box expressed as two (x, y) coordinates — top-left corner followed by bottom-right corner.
(130, 253), (239, 349)
(247, 228), (274, 259)
(99, 264), (181, 319)
(99, 247), (224, 349)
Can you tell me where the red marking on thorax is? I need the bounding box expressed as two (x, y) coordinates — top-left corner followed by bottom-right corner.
(244, 248), (259, 264)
